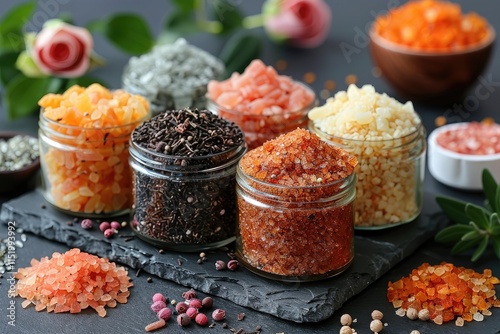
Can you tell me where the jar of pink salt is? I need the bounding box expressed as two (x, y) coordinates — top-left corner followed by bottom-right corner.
(235, 129), (358, 282)
(207, 59), (317, 150)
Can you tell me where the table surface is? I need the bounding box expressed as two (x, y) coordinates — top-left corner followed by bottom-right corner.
(1, 1), (499, 333)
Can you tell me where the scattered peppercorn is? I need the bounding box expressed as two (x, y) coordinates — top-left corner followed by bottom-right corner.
(110, 221), (121, 230)
(195, 313), (209, 326)
(152, 293), (166, 303)
(339, 326), (353, 334)
(215, 260), (226, 270)
(99, 221), (110, 232)
(188, 298), (202, 309)
(212, 308), (226, 321)
(410, 331), (420, 334)
(121, 221), (127, 228)
(209, 322), (217, 328)
(237, 312), (245, 321)
(80, 219), (93, 230)
(158, 248), (165, 254)
(145, 318), (166, 332)
(222, 322), (228, 328)
(371, 310), (383, 320)
(186, 307), (198, 319)
(104, 228), (114, 238)
(151, 301), (167, 313)
(157, 307), (172, 321)
(182, 289), (197, 300)
(199, 252), (206, 258)
(340, 313), (352, 326)
(197, 259), (203, 264)
(147, 277), (153, 283)
(202, 297), (213, 309)
(227, 259), (239, 271)
(177, 313), (191, 326)
(176, 302), (188, 313)
(370, 319), (383, 333)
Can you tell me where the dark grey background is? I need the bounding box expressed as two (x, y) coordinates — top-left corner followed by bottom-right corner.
(1, 1), (500, 333)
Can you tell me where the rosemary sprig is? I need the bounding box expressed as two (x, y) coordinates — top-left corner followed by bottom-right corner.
(435, 169), (500, 262)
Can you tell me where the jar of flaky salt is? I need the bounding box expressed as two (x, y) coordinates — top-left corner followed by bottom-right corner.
(308, 84), (426, 229)
(236, 128), (358, 282)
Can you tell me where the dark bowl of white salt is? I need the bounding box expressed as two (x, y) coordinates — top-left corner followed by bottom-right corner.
(0, 131), (40, 196)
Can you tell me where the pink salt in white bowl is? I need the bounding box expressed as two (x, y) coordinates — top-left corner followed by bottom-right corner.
(428, 122), (500, 191)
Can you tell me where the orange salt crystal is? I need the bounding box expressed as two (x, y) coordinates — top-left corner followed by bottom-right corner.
(39, 84), (149, 215)
(373, 0), (490, 51)
(387, 262), (499, 324)
(15, 248), (133, 317)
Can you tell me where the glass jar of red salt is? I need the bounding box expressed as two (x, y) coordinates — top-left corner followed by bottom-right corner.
(38, 84), (150, 217)
(235, 128), (358, 282)
(206, 59), (317, 150)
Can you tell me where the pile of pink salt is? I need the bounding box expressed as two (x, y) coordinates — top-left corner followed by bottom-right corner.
(15, 248), (133, 317)
(207, 59), (316, 149)
(436, 122), (500, 155)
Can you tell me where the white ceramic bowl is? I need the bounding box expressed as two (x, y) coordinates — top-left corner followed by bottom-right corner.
(428, 123), (500, 191)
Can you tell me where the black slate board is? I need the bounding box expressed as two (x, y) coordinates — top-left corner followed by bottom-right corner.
(0, 190), (447, 323)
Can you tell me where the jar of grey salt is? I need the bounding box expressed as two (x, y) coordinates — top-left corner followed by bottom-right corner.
(122, 39), (225, 116)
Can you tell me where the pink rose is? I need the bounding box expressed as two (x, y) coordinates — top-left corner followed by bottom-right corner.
(32, 21), (93, 78)
(264, 0), (332, 48)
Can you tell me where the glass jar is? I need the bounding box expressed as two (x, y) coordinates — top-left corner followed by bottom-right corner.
(39, 112), (146, 217)
(236, 166), (356, 282)
(129, 136), (247, 252)
(309, 121), (426, 229)
(207, 84), (318, 150)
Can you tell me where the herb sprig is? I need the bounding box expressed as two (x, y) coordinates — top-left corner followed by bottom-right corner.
(435, 169), (500, 262)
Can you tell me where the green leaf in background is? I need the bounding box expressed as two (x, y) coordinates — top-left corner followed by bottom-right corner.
(219, 32), (261, 77)
(0, 51), (22, 86)
(0, 1), (35, 34)
(171, 0), (197, 13)
(493, 237), (500, 259)
(435, 224), (474, 244)
(98, 14), (154, 55)
(165, 10), (201, 36)
(66, 75), (107, 88)
(451, 237), (481, 256)
(5, 75), (62, 119)
(465, 203), (491, 230)
(435, 196), (470, 225)
(482, 169), (499, 213)
(0, 31), (25, 52)
(471, 235), (489, 262)
(212, 0), (243, 34)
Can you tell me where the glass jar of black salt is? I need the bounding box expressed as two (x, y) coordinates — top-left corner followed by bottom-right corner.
(129, 108), (246, 251)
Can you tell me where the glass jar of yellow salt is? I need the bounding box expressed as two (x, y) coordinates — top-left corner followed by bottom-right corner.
(38, 84), (150, 217)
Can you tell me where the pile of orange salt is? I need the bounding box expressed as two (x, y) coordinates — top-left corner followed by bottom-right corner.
(15, 248), (133, 317)
(39, 84), (149, 214)
(373, 0), (490, 51)
(387, 262), (500, 325)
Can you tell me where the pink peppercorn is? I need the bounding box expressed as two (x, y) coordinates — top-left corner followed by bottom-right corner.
(110, 221), (121, 230)
(176, 302), (188, 314)
(215, 260), (226, 270)
(151, 301), (167, 313)
(186, 307), (198, 319)
(177, 313), (191, 327)
(157, 307), (172, 321)
(227, 259), (239, 271)
(104, 228), (114, 238)
(99, 221), (110, 232)
(152, 293), (166, 303)
(195, 313), (209, 326)
(182, 289), (197, 300)
(188, 298), (202, 309)
(212, 308), (226, 321)
(81, 219), (93, 230)
(202, 297), (213, 309)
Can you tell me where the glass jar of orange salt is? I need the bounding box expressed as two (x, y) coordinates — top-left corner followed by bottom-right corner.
(235, 128), (357, 282)
(207, 59), (317, 150)
(38, 84), (150, 217)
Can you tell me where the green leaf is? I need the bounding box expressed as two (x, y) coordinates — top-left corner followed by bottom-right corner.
(471, 235), (489, 262)
(212, 0), (243, 34)
(99, 14), (154, 55)
(461, 230), (481, 241)
(165, 10), (201, 35)
(5, 75), (58, 119)
(219, 32), (261, 77)
(490, 214), (500, 236)
(0, 1), (36, 34)
(492, 237), (500, 259)
(86, 19), (106, 33)
(465, 203), (491, 230)
(436, 196), (469, 225)
(451, 237), (481, 255)
(66, 75), (107, 88)
(0, 51), (21, 85)
(171, 0), (197, 12)
(435, 224), (475, 244)
(0, 30), (24, 51)
(482, 169), (498, 213)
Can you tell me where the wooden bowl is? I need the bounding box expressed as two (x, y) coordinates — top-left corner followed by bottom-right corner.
(0, 131), (40, 196)
(369, 26), (495, 105)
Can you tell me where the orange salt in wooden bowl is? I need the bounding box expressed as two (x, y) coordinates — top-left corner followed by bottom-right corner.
(369, 26), (495, 105)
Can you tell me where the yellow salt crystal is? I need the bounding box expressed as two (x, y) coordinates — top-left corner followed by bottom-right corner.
(79, 186), (94, 197)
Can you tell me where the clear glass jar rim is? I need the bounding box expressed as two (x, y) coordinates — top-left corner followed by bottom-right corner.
(206, 81), (318, 117)
(309, 118), (425, 143)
